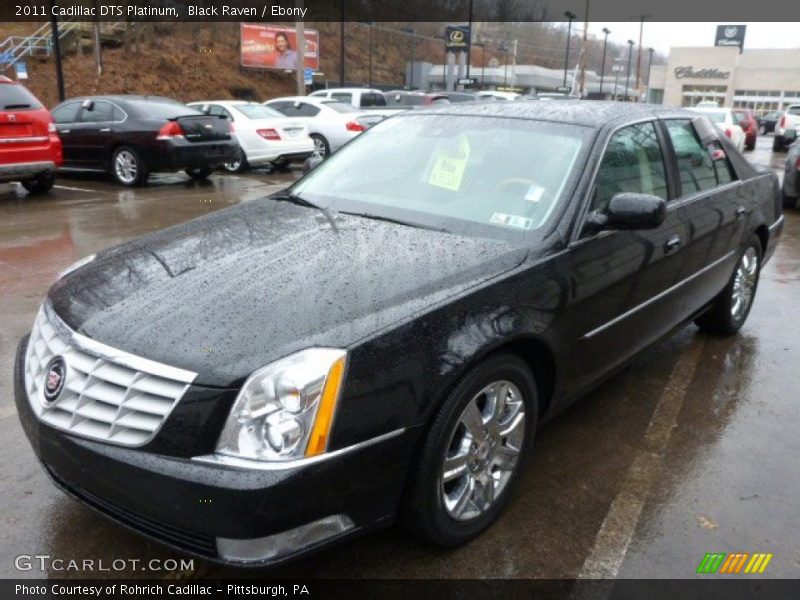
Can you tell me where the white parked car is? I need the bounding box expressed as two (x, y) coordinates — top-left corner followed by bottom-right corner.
(264, 97), (374, 157)
(187, 101), (314, 173)
(687, 107), (746, 153)
(477, 91), (520, 101)
(774, 104), (800, 152)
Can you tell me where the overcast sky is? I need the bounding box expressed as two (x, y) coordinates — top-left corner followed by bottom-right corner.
(588, 22), (800, 54)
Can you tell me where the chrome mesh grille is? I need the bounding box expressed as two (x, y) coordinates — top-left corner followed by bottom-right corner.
(24, 305), (196, 447)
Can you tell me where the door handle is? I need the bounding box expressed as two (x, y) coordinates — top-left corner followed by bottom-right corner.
(664, 235), (682, 254)
(735, 206), (748, 219)
(59, 129), (70, 134)
(99, 128), (111, 133)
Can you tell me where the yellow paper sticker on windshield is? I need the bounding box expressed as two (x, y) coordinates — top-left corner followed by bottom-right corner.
(428, 136), (471, 192)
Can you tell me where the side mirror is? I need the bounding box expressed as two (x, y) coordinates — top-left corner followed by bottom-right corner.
(302, 154), (324, 173)
(588, 193), (667, 232)
(82, 99), (95, 111)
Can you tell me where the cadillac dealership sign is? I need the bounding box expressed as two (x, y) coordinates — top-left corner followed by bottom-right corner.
(674, 66), (731, 80)
(715, 25), (746, 52)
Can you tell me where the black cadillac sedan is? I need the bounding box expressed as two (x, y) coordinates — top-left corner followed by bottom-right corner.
(15, 102), (783, 567)
(50, 95), (238, 186)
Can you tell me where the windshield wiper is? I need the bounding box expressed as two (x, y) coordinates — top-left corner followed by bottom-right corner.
(337, 210), (445, 232)
(269, 190), (321, 210)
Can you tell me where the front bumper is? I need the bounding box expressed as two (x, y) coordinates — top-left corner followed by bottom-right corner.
(14, 336), (414, 567)
(0, 160), (56, 182)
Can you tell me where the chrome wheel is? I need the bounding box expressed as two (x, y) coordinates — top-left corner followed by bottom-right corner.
(731, 246), (758, 322)
(440, 380), (526, 522)
(312, 136), (327, 157)
(114, 149), (138, 184)
(223, 149), (244, 172)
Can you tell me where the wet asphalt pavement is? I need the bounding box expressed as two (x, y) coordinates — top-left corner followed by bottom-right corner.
(0, 137), (797, 580)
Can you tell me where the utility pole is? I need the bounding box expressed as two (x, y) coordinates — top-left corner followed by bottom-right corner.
(578, 0), (589, 97)
(633, 15), (650, 101)
(466, 0), (473, 80)
(92, 0), (102, 76)
(563, 11), (576, 89)
(294, 1), (306, 95)
(339, 0), (345, 85)
(645, 47), (655, 102)
(599, 27), (610, 97)
(368, 22), (373, 87)
(48, 0), (65, 102)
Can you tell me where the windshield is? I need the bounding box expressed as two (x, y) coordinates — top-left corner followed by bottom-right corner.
(291, 114), (591, 241)
(320, 101), (360, 113)
(235, 104), (286, 119)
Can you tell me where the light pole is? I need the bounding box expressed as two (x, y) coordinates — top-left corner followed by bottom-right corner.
(466, 0), (474, 80)
(612, 58), (625, 101)
(645, 47), (654, 102)
(48, 0), (65, 102)
(625, 39), (634, 102)
(599, 27), (610, 98)
(404, 26), (416, 89)
(500, 41), (509, 88)
(339, 0), (345, 85)
(563, 11), (576, 89)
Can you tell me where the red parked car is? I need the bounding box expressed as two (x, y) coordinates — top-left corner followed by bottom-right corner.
(733, 108), (758, 151)
(0, 76), (62, 194)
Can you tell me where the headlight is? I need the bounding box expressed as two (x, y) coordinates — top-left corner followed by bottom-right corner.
(216, 348), (347, 462)
(57, 253), (96, 280)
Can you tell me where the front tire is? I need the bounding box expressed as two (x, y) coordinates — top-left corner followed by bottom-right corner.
(310, 134), (330, 158)
(21, 172), (55, 195)
(773, 136), (785, 152)
(695, 235), (762, 336)
(403, 354), (537, 546)
(111, 146), (148, 186)
(222, 148), (248, 173)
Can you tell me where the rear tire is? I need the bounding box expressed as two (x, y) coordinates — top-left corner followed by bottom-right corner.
(111, 146), (148, 186)
(773, 136), (785, 152)
(402, 353), (537, 546)
(310, 134), (330, 158)
(21, 172), (55, 195)
(186, 166), (212, 180)
(271, 159), (292, 172)
(695, 235), (762, 336)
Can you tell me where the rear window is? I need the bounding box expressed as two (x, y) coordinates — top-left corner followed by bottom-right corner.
(788, 106), (800, 116)
(320, 101), (359, 114)
(126, 100), (200, 120)
(235, 104), (285, 120)
(0, 83), (43, 110)
(386, 94), (426, 107)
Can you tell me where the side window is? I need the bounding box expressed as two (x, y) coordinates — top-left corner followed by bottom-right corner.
(592, 122), (668, 214)
(331, 92), (353, 104)
(663, 120), (718, 194)
(267, 102), (291, 115)
(52, 102), (80, 124)
(296, 103), (321, 117)
(79, 100), (114, 123)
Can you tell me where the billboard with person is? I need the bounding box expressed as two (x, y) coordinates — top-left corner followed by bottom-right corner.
(240, 23), (320, 71)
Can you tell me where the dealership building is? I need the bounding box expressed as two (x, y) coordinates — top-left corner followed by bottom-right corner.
(647, 46), (800, 116)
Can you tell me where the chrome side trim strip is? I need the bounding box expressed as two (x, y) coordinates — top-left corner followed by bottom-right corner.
(192, 428), (408, 471)
(769, 215), (785, 231)
(0, 136), (50, 144)
(44, 301), (197, 384)
(582, 250), (737, 340)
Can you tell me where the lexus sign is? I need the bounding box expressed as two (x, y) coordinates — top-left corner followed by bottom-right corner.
(715, 25), (746, 52)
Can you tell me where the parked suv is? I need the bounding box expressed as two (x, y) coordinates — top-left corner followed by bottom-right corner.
(774, 104), (800, 152)
(0, 76), (62, 194)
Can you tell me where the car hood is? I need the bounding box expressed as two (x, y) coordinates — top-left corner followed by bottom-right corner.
(48, 200), (527, 387)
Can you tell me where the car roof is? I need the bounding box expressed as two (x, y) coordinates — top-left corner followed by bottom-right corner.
(313, 88), (382, 94)
(188, 100), (258, 106)
(58, 95), (180, 104)
(267, 96), (341, 105)
(410, 100), (698, 129)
